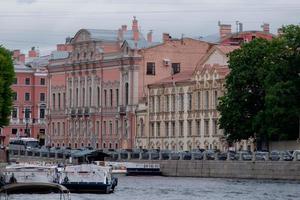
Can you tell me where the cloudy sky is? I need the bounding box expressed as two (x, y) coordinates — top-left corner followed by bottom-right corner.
(0, 0), (299, 54)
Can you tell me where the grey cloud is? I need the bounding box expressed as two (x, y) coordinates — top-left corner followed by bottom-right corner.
(16, 0), (36, 4)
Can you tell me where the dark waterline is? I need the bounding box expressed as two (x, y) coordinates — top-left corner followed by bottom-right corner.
(7, 176), (300, 200)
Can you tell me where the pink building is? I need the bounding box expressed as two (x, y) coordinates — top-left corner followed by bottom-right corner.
(0, 48), (48, 146)
(47, 17), (213, 150)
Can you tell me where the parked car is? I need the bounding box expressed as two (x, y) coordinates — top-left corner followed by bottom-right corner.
(180, 151), (192, 160)
(160, 150), (171, 160)
(217, 152), (227, 160)
(292, 150), (300, 161)
(170, 151), (181, 160)
(227, 151), (239, 160)
(191, 149), (203, 160)
(269, 151), (281, 161)
(205, 150), (216, 160)
(238, 151), (252, 161)
(282, 151), (293, 161)
(255, 151), (268, 161)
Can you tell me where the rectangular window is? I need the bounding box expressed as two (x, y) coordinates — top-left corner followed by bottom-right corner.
(12, 128), (17, 135)
(110, 89), (113, 107)
(172, 63), (180, 74)
(150, 96), (155, 113)
(196, 120), (201, 136)
(165, 122), (169, 137)
(13, 92), (17, 101)
(157, 122), (160, 137)
(179, 121), (184, 137)
(188, 121), (192, 136)
(12, 107), (18, 118)
(146, 62), (155, 75)
(172, 95), (175, 112)
(204, 120), (209, 136)
(57, 122), (60, 136)
(25, 78), (30, 85)
(205, 91), (209, 109)
(24, 108), (30, 119)
(104, 90), (107, 107)
(116, 89), (119, 106)
(213, 119), (218, 135)
(25, 93), (30, 101)
(165, 95), (169, 112)
(115, 120), (119, 135)
(172, 121), (175, 137)
(40, 78), (45, 85)
(188, 93), (192, 111)
(52, 93), (55, 109)
(157, 96), (160, 112)
(109, 121), (113, 135)
(40, 108), (45, 119)
(58, 93), (61, 109)
(96, 121), (100, 136)
(180, 94), (184, 111)
(151, 123), (154, 137)
(40, 93), (45, 102)
(197, 91), (201, 110)
(103, 121), (106, 135)
(214, 90), (218, 108)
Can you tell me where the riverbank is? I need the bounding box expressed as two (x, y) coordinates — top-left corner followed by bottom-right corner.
(130, 160), (300, 180)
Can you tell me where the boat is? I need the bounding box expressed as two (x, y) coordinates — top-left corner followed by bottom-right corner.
(0, 182), (71, 200)
(126, 163), (162, 176)
(55, 164), (118, 194)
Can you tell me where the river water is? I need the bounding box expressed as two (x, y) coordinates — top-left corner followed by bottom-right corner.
(6, 176), (300, 200)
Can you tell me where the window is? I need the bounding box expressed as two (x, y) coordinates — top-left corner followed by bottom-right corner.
(97, 87), (100, 107)
(179, 94), (184, 111)
(82, 88), (85, 107)
(188, 93), (192, 111)
(172, 63), (180, 74)
(197, 91), (201, 110)
(214, 91), (218, 108)
(157, 122), (160, 137)
(57, 122), (60, 136)
(165, 122), (169, 137)
(151, 123), (154, 137)
(58, 93), (61, 109)
(213, 120), (218, 135)
(38, 93), (45, 102)
(63, 93), (66, 108)
(196, 120), (201, 136)
(12, 128), (17, 135)
(25, 78), (30, 85)
(204, 120), (209, 136)
(13, 78), (17, 84)
(13, 92), (17, 101)
(52, 93), (55, 109)
(96, 121), (100, 136)
(109, 121), (113, 135)
(25, 93), (30, 101)
(205, 91), (209, 109)
(139, 119), (144, 136)
(103, 121), (106, 135)
(12, 107), (17, 118)
(165, 95), (169, 112)
(146, 62), (155, 75)
(40, 108), (45, 119)
(187, 121), (192, 136)
(179, 121), (184, 137)
(89, 87), (92, 106)
(104, 89), (107, 106)
(69, 89), (72, 106)
(125, 83), (129, 105)
(150, 96), (155, 113)
(171, 121), (175, 137)
(40, 78), (45, 85)
(115, 120), (119, 135)
(116, 89), (119, 106)
(110, 89), (113, 107)
(157, 96), (160, 112)
(24, 108), (30, 119)
(172, 94), (175, 112)
(75, 88), (78, 107)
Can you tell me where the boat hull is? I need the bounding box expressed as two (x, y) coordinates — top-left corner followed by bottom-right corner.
(61, 182), (113, 194)
(126, 168), (162, 176)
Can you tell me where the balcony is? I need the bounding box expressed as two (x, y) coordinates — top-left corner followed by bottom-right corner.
(118, 106), (126, 115)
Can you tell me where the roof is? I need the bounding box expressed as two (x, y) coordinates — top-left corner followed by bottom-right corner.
(50, 51), (69, 60)
(86, 29), (146, 42)
(215, 45), (240, 55)
(26, 55), (50, 68)
(14, 63), (33, 72)
(198, 63), (230, 77)
(125, 39), (161, 50)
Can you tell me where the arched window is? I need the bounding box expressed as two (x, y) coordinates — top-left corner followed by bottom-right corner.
(125, 83), (129, 105)
(82, 88), (85, 107)
(97, 87), (100, 107)
(89, 87), (92, 106)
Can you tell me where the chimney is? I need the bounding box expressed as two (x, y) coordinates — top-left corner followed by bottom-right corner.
(147, 30), (153, 43)
(262, 23), (270, 33)
(132, 16), (139, 41)
(28, 46), (39, 58)
(219, 21), (232, 40)
(163, 33), (171, 42)
(122, 25), (127, 32)
(13, 50), (20, 59)
(118, 28), (123, 41)
(19, 54), (25, 63)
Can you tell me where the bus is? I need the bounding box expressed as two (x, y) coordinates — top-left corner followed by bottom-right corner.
(8, 137), (40, 150)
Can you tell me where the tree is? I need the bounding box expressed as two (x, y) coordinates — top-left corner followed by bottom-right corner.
(218, 25), (300, 148)
(0, 46), (15, 127)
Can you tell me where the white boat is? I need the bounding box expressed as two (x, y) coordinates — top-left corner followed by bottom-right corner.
(55, 164), (118, 194)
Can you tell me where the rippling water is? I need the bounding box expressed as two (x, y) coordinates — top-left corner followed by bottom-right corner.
(7, 176), (300, 200)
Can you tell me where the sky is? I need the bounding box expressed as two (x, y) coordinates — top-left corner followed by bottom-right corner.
(0, 0), (299, 54)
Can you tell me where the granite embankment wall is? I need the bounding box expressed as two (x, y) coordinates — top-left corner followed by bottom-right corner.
(135, 160), (300, 180)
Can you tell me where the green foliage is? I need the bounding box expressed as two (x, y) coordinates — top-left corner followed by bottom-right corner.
(0, 46), (15, 127)
(218, 25), (300, 143)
